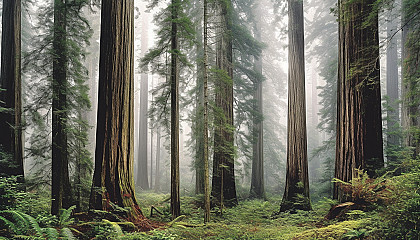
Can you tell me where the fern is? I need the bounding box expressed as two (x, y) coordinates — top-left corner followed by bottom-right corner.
(0, 215), (16, 234)
(12, 235), (41, 240)
(43, 227), (59, 239)
(19, 212), (42, 236)
(0, 210), (29, 235)
(59, 205), (76, 227)
(102, 219), (123, 236)
(60, 227), (76, 240)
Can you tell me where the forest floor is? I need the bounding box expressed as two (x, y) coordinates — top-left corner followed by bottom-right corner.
(117, 192), (374, 240)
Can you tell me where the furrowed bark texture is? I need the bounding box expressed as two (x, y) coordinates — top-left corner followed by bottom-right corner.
(211, 0), (237, 208)
(170, 0), (181, 219)
(90, 0), (142, 217)
(334, 0), (384, 202)
(0, 0), (23, 180)
(51, 0), (72, 215)
(401, 0), (420, 157)
(280, 0), (311, 212)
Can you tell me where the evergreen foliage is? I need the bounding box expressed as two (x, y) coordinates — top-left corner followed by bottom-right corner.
(23, 0), (93, 208)
(142, 0), (195, 134)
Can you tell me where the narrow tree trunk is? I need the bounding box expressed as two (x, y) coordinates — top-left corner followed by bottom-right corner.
(250, 8), (265, 199)
(89, 0), (143, 218)
(170, 0), (181, 219)
(386, 8), (400, 162)
(280, 0), (311, 212)
(52, 0), (72, 215)
(150, 127), (154, 189)
(137, 13), (149, 190)
(203, 0), (210, 223)
(154, 126), (161, 192)
(195, 11), (205, 195)
(334, 0), (384, 202)
(211, 0), (237, 208)
(0, 0), (23, 181)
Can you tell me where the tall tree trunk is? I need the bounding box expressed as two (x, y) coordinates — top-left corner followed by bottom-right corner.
(280, 0), (311, 212)
(137, 13), (149, 190)
(401, 0), (420, 157)
(334, 0), (384, 202)
(89, 0), (143, 218)
(154, 126), (161, 192)
(150, 127), (153, 189)
(203, 0), (210, 223)
(170, 0), (181, 219)
(0, 0), (23, 181)
(250, 7), (265, 200)
(386, 7), (400, 161)
(52, 0), (72, 215)
(211, 0), (237, 208)
(195, 9), (205, 195)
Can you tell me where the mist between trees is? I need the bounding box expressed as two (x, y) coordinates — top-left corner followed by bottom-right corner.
(0, 0), (419, 239)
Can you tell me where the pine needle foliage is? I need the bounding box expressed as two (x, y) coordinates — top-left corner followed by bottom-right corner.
(142, 0), (196, 134)
(23, 0), (93, 204)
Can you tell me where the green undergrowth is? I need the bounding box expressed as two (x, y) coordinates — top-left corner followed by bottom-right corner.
(134, 192), (374, 240)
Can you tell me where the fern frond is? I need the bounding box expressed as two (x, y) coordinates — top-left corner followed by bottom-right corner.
(59, 205), (76, 226)
(19, 212), (42, 236)
(102, 219), (123, 235)
(0, 210), (28, 234)
(12, 235), (40, 240)
(43, 227), (59, 239)
(0, 215), (17, 234)
(60, 227), (76, 240)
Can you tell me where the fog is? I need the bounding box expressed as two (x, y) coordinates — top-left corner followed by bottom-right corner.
(8, 0), (399, 201)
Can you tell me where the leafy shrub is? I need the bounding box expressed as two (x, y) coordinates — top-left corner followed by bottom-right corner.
(333, 169), (392, 208)
(380, 158), (420, 239)
(0, 176), (49, 216)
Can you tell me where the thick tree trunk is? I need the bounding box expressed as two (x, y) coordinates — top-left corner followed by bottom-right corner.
(170, 0), (181, 219)
(0, 0), (23, 181)
(211, 0), (237, 208)
(51, 0), (73, 215)
(250, 9), (265, 199)
(334, 0), (384, 202)
(89, 0), (142, 217)
(401, 1), (420, 157)
(280, 0), (311, 212)
(137, 14), (149, 190)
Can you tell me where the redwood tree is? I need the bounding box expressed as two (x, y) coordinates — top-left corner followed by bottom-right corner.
(250, 5), (265, 200)
(211, 0), (238, 208)
(280, 0), (311, 212)
(51, 0), (73, 215)
(334, 0), (384, 201)
(401, 0), (420, 158)
(137, 13), (150, 191)
(90, 0), (142, 217)
(0, 0), (23, 180)
(170, 0), (181, 219)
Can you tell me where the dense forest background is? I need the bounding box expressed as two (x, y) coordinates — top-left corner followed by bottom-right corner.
(0, 0), (419, 239)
